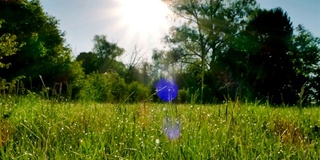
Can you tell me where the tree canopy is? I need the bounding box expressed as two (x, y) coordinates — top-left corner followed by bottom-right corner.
(162, 1), (320, 104)
(0, 0), (79, 91)
(0, 0), (319, 105)
(163, 0), (258, 103)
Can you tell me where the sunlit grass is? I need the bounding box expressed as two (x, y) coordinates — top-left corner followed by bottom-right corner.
(0, 95), (319, 159)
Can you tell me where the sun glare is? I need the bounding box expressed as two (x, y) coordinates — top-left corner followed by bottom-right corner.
(114, 0), (171, 47)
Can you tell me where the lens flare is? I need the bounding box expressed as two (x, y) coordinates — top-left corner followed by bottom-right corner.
(163, 117), (181, 140)
(156, 79), (178, 102)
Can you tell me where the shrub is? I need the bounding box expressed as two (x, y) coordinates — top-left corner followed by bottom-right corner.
(177, 88), (190, 104)
(76, 71), (126, 103)
(127, 81), (151, 103)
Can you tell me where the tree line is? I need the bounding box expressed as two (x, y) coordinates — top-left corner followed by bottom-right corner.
(0, 0), (319, 105)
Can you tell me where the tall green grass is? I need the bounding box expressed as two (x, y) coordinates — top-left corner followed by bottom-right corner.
(1, 95), (319, 159)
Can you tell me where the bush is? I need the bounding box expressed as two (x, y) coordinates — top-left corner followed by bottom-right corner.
(177, 88), (190, 104)
(76, 71), (127, 103)
(127, 81), (151, 103)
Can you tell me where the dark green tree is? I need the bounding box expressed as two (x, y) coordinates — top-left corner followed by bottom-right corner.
(230, 8), (301, 104)
(76, 52), (99, 74)
(0, 0), (76, 91)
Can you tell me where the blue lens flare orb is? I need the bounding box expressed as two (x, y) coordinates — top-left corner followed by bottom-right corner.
(156, 78), (178, 102)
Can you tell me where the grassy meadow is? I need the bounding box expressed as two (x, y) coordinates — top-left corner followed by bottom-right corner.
(1, 94), (320, 159)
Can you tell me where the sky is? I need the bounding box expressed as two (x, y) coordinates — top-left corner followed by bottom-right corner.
(40, 0), (320, 62)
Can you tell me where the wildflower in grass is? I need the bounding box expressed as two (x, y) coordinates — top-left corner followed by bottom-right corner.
(163, 117), (181, 140)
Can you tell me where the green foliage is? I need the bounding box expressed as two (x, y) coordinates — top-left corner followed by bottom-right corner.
(290, 25), (320, 76)
(177, 88), (190, 104)
(0, 0), (78, 92)
(289, 25), (320, 104)
(0, 76), (25, 95)
(1, 0), (319, 106)
(1, 96), (320, 159)
(76, 52), (99, 74)
(237, 8), (305, 104)
(164, 0), (258, 103)
(74, 71), (151, 103)
(0, 20), (20, 69)
(76, 71), (127, 102)
(0, 33), (18, 69)
(207, 8), (318, 105)
(92, 35), (124, 59)
(127, 81), (151, 103)
(76, 35), (127, 77)
(158, 1), (320, 105)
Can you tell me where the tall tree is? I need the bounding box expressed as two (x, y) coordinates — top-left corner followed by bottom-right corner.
(92, 35), (124, 60)
(234, 8), (300, 104)
(151, 49), (166, 80)
(290, 25), (320, 80)
(289, 25), (320, 104)
(163, 0), (257, 103)
(91, 35), (125, 73)
(0, 0), (75, 90)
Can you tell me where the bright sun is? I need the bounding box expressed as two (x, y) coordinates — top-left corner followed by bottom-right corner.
(113, 0), (171, 47)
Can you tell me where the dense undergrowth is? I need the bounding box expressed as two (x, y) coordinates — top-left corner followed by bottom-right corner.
(0, 95), (320, 159)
